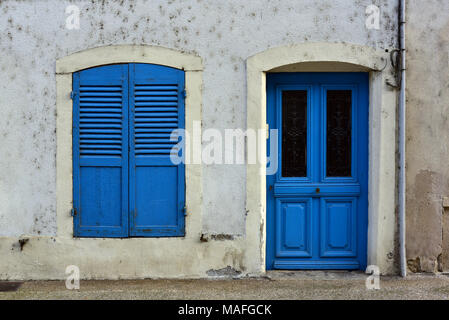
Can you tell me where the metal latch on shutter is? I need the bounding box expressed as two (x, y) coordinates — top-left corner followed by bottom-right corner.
(70, 208), (77, 216)
(70, 91), (77, 100)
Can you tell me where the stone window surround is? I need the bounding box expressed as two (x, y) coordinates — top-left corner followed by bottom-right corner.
(245, 42), (398, 274)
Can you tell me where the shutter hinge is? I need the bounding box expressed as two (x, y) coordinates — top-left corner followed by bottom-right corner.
(71, 208), (77, 217)
(182, 89), (187, 99)
(183, 205), (187, 216)
(70, 91), (77, 100)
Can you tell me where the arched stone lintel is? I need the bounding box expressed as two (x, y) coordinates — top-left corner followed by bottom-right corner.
(56, 45), (203, 74)
(247, 42), (388, 73)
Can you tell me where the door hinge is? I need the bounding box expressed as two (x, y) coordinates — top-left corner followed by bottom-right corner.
(70, 91), (77, 100)
(71, 208), (77, 216)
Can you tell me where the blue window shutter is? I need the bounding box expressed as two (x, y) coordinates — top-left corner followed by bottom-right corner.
(73, 65), (129, 237)
(129, 63), (185, 237)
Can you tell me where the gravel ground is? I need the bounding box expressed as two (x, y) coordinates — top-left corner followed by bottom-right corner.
(1, 272), (449, 300)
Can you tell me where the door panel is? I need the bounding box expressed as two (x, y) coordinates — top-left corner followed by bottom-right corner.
(275, 198), (312, 258)
(266, 73), (368, 270)
(320, 197), (357, 258)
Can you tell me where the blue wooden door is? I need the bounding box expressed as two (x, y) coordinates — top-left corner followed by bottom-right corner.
(73, 63), (185, 238)
(266, 73), (368, 270)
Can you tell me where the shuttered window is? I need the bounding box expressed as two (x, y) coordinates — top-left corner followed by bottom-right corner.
(73, 63), (185, 238)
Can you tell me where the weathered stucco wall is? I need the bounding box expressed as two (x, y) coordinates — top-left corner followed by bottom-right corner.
(0, 0), (398, 237)
(0, 0), (402, 279)
(406, 0), (449, 273)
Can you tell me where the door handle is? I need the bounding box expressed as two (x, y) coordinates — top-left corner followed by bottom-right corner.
(316, 188), (320, 193)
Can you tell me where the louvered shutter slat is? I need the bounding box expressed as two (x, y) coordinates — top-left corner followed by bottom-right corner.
(79, 84), (123, 158)
(133, 84), (178, 156)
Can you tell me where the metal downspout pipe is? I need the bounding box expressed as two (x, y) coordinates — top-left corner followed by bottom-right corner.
(398, 0), (407, 277)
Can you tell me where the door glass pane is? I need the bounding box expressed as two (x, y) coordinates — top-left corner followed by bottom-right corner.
(282, 90), (307, 177)
(326, 90), (352, 177)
